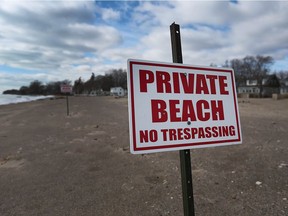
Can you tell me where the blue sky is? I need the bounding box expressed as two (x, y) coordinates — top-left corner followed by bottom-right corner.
(0, 0), (288, 93)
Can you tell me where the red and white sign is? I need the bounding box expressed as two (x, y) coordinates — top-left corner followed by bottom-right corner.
(127, 59), (242, 154)
(60, 84), (73, 93)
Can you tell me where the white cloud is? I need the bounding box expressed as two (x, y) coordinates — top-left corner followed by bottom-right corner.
(132, 1), (288, 66)
(139, 27), (172, 61)
(0, 1), (127, 93)
(1, 0), (288, 92)
(101, 8), (120, 21)
(0, 1), (122, 71)
(102, 47), (142, 63)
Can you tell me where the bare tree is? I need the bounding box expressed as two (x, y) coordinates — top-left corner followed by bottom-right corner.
(277, 70), (288, 81)
(84, 73), (96, 94)
(28, 80), (45, 95)
(46, 80), (71, 95)
(109, 69), (127, 89)
(225, 55), (274, 97)
(74, 77), (85, 94)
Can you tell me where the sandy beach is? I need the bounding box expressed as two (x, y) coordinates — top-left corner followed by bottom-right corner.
(0, 96), (287, 216)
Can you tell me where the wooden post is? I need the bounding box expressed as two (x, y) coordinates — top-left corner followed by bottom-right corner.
(170, 22), (196, 216)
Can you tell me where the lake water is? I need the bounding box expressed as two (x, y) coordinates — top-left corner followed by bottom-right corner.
(0, 94), (54, 106)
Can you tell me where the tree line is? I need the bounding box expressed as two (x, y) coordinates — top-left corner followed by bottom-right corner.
(3, 69), (127, 95)
(222, 55), (274, 86)
(3, 80), (72, 95)
(222, 55), (288, 96)
(73, 69), (127, 95)
(222, 55), (288, 84)
(3, 56), (288, 96)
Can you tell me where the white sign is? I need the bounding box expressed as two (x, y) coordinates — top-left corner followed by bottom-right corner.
(60, 85), (73, 93)
(127, 59), (242, 154)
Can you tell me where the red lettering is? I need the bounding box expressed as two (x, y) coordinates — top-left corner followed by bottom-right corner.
(218, 126), (223, 136)
(196, 74), (209, 94)
(183, 128), (191, 139)
(139, 70), (154, 92)
(180, 73), (194, 93)
(229, 126), (235, 136)
(191, 128), (198, 139)
(156, 71), (171, 93)
(151, 100), (167, 122)
(140, 71), (230, 95)
(196, 100), (210, 121)
(205, 127), (212, 138)
(149, 130), (158, 142)
(222, 126), (229, 136)
(198, 128), (205, 138)
(151, 99), (225, 123)
(206, 75), (217, 94)
(212, 127), (218, 137)
(177, 128), (184, 140)
(139, 130), (158, 142)
(211, 100), (224, 120)
(169, 129), (177, 140)
(172, 73), (180, 93)
(169, 100), (181, 122)
(139, 130), (149, 143)
(219, 76), (229, 95)
(161, 129), (168, 141)
(182, 100), (197, 121)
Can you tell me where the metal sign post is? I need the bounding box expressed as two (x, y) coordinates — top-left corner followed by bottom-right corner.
(170, 22), (196, 216)
(66, 94), (69, 116)
(127, 21), (242, 216)
(60, 84), (73, 116)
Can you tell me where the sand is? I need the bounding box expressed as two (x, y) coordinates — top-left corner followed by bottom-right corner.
(0, 96), (287, 216)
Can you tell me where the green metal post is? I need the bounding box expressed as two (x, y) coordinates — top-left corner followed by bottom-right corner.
(66, 94), (69, 116)
(170, 22), (196, 216)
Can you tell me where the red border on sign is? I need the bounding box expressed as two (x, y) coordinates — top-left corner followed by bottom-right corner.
(128, 60), (241, 152)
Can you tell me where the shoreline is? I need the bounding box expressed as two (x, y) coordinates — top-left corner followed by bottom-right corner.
(0, 94), (55, 106)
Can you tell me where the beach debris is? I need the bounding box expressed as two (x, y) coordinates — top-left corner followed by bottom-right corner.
(278, 163), (288, 168)
(255, 181), (262, 186)
(122, 146), (129, 152)
(121, 183), (134, 191)
(87, 131), (106, 136)
(0, 158), (25, 168)
(17, 147), (22, 154)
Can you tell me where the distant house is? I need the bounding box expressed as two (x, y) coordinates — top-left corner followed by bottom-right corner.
(237, 74), (280, 97)
(280, 78), (288, 95)
(110, 87), (125, 97)
(89, 90), (104, 96)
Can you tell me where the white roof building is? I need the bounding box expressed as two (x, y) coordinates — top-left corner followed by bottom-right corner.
(110, 87), (125, 96)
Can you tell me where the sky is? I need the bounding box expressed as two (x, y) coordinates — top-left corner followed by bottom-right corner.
(0, 0), (288, 93)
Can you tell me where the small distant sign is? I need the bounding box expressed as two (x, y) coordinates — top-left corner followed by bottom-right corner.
(60, 84), (73, 93)
(127, 59), (242, 154)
